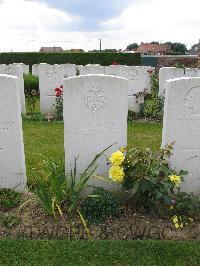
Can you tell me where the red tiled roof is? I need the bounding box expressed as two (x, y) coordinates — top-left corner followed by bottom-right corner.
(136, 43), (171, 53)
(39, 47), (63, 52)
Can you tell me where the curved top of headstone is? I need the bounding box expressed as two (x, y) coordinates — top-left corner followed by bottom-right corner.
(64, 73), (128, 82)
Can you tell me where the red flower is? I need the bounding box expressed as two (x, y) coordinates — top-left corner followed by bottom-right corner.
(56, 91), (61, 97)
(112, 61), (118, 65)
(55, 86), (63, 97)
(147, 69), (153, 74)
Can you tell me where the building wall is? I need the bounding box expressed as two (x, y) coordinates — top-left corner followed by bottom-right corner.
(142, 55), (198, 68)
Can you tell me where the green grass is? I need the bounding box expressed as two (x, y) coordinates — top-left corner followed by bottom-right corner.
(0, 240), (199, 265)
(23, 121), (162, 184)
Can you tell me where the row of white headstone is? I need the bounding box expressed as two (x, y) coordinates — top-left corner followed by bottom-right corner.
(1, 67), (200, 194)
(35, 63), (153, 115)
(0, 74), (128, 192)
(0, 63), (153, 115)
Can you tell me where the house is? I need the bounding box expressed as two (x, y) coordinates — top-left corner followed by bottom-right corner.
(39, 47), (63, 52)
(189, 41), (200, 55)
(135, 43), (171, 55)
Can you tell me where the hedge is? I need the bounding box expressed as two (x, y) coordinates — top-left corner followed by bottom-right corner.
(0, 52), (141, 67)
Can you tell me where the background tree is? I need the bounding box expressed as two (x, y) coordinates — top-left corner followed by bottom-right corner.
(126, 43), (138, 51)
(150, 41), (159, 44)
(164, 42), (187, 55)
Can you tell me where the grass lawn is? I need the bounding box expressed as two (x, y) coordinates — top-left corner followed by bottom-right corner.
(23, 121), (162, 184)
(0, 240), (199, 265)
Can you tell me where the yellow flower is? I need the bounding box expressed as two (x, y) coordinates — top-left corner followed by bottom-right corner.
(169, 206), (174, 210)
(180, 223), (184, 228)
(169, 175), (181, 187)
(110, 151), (125, 166)
(188, 218), (194, 223)
(172, 215), (178, 224)
(109, 165), (125, 183)
(175, 223), (180, 229)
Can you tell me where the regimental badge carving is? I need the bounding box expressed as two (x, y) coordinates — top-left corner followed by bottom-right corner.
(185, 86), (200, 116)
(84, 87), (107, 114)
(4, 67), (13, 75)
(47, 66), (57, 78)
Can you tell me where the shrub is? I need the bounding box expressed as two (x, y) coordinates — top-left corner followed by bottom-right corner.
(0, 52), (141, 66)
(108, 145), (188, 215)
(81, 188), (121, 224)
(24, 74), (39, 96)
(0, 189), (22, 210)
(142, 70), (164, 121)
(123, 145), (188, 213)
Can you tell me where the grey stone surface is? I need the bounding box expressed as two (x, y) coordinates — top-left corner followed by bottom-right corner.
(0, 75), (26, 191)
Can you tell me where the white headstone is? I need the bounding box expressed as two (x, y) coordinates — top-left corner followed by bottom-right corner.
(104, 65), (122, 76)
(63, 64), (76, 78)
(162, 77), (200, 194)
(63, 74), (128, 190)
(79, 64), (104, 75)
(128, 95), (144, 113)
(0, 75), (26, 191)
(32, 64), (39, 76)
(159, 67), (185, 97)
(0, 64), (26, 114)
(39, 64), (64, 115)
(184, 68), (199, 77)
(13, 63), (29, 74)
(120, 66), (153, 96)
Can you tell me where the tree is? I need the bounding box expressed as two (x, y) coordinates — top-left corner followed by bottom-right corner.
(163, 42), (187, 55)
(126, 43), (138, 51)
(150, 41), (159, 44)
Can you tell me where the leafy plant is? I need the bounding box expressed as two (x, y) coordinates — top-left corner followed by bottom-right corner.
(121, 144), (188, 213)
(24, 74), (39, 96)
(142, 70), (164, 121)
(33, 158), (65, 216)
(0, 189), (22, 210)
(81, 187), (121, 224)
(33, 146), (111, 217)
(65, 146), (111, 214)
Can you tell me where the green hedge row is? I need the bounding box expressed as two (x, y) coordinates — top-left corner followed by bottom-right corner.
(0, 52), (141, 66)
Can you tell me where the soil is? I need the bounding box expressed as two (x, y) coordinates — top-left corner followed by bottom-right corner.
(1, 193), (200, 240)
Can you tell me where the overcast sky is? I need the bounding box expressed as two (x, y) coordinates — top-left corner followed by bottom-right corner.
(0, 0), (199, 52)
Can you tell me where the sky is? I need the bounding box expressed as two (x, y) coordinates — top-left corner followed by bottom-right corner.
(0, 0), (199, 52)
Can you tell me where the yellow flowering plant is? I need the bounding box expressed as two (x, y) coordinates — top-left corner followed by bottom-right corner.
(171, 214), (194, 229)
(117, 144), (188, 214)
(168, 192), (200, 227)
